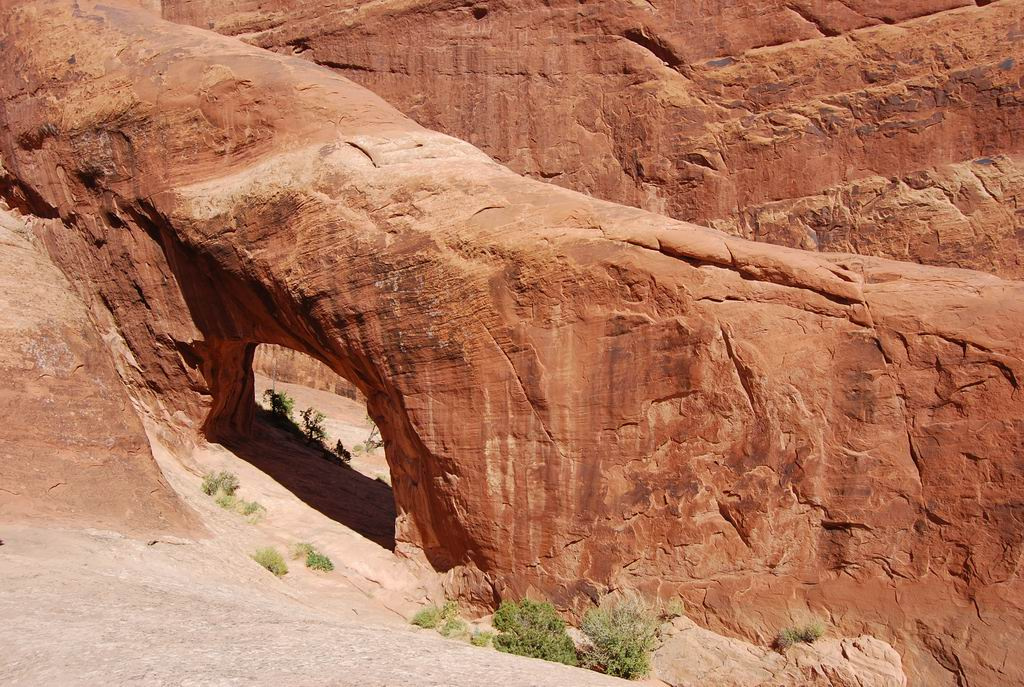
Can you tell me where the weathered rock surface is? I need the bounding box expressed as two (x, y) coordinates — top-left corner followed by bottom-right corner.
(1, 3), (1022, 686)
(162, 0), (1024, 278)
(653, 616), (906, 687)
(0, 204), (194, 535)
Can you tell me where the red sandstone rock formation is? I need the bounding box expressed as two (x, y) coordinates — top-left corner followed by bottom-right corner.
(161, 0), (1024, 278)
(0, 204), (194, 535)
(1, 3), (1021, 685)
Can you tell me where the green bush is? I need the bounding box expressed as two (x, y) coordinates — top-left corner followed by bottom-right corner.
(439, 617), (468, 638)
(411, 606), (442, 629)
(306, 551), (334, 572)
(411, 600), (457, 630)
(262, 389), (295, 422)
(580, 596), (659, 679)
(300, 407), (327, 444)
(213, 488), (264, 522)
(251, 547), (288, 577)
(470, 630), (494, 647)
(492, 599), (577, 666)
(201, 470), (239, 497)
(775, 621), (826, 650)
(238, 499), (266, 523)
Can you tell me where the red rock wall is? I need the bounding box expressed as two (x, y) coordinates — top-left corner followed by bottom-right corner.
(252, 344), (362, 400)
(0, 205), (195, 536)
(1, 4), (1021, 685)
(161, 0), (1024, 278)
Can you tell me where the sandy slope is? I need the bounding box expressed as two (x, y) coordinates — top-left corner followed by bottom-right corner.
(0, 525), (628, 686)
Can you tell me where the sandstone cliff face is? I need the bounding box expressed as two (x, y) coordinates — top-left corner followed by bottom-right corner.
(0, 204), (194, 535)
(1, 3), (1022, 686)
(161, 0), (1024, 278)
(253, 344), (362, 400)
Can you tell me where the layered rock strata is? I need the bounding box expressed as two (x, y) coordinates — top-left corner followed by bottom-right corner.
(162, 0), (1024, 278)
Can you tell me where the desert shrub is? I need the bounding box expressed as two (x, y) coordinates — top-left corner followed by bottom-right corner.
(262, 389), (295, 421)
(333, 440), (352, 464)
(201, 470), (239, 497)
(352, 443), (365, 454)
(470, 630), (494, 647)
(580, 596), (659, 679)
(439, 617), (469, 638)
(775, 621), (826, 650)
(411, 606), (442, 629)
(492, 599), (577, 666)
(212, 485), (264, 522)
(238, 499), (266, 523)
(291, 542), (315, 560)
(306, 551), (334, 572)
(411, 600), (458, 630)
(300, 407), (327, 445)
(214, 492), (237, 511)
(251, 547), (288, 577)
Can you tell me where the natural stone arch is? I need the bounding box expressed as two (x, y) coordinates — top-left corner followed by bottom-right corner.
(2, 3), (1023, 684)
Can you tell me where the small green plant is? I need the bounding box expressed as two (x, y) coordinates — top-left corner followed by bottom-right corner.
(300, 407), (327, 444)
(775, 620), (826, 650)
(291, 542), (315, 560)
(411, 606), (442, 629)
(306, 551), (334, 572)
(492, 599), (577, 666)
(580, 595), (659, 679)
(251, 547), (288, 577)
(439, 617), (469, 638)
(471, 630), (495, 647)
(411, 599), (458, 630)
(288, 542), (333, 571)
(201, 470), (239, 497)
(214, 491), (237, 511)
(238, 499), (266, 523)
(352, 443), (364, 454)
(262, 389), (295, 422)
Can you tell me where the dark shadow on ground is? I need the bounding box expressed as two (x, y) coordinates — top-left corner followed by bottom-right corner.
(220, 411), (396, 550)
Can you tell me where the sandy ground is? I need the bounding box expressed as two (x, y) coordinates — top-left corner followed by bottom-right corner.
(0, 524), (629, 686)
(0, 374), (633, 685)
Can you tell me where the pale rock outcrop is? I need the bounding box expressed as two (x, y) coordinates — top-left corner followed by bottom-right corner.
(0, 3), (1021, 686)
(653, 617), (906, 687)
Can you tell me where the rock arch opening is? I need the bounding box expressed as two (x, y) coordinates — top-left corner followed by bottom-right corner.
(215, 343), (398, 550)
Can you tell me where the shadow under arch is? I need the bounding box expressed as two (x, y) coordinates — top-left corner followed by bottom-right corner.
(219, 412), (397, 550)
